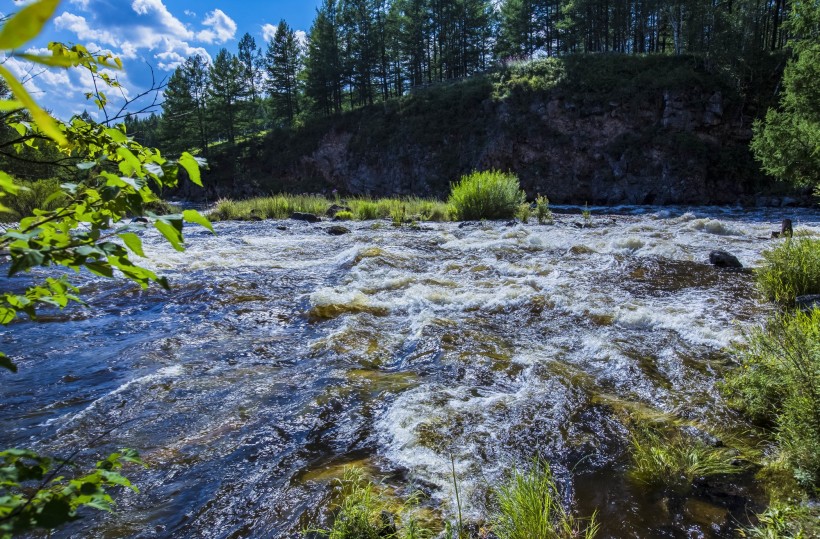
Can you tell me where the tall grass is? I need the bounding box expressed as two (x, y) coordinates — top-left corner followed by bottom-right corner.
(723, 309), (820, 488)
(211, 194), (452, 223)
(628, 426), (742, 495)
(448, 170), (526, 221)
(493, 461), (598, 539)
(756, 238), (820, 306)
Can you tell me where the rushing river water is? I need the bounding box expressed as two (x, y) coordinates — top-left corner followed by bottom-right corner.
(2, 206), (819, 538)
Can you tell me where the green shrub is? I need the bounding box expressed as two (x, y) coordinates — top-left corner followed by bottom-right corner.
(448, 170), (526, 221)
(724, 309), (820, 488)
(536, 196), (553, 224)
(335, 210), (354, 221)
(352, 200), (380, 221)
(628, 426), (742, 495)
(756, 238), (820, 305)
(493, 460), (598, 539)
(516, 203), (532, 223)
(0, 178), (66, 222)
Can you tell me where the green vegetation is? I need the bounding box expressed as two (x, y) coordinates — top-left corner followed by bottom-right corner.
(448, 171), (526, 221)
(0, 2), (210, 535)
(493, 461), (599, 539)
(756, 238), (820, 305)
(751, 0), (820, 190)
(628, 426), (742, 495)
(741, 502), (820, 538)
(312, 463), (598, 539)
(0, 178), (66, 223)
(724, 310), (820, 488)
(211, 194), (452, 222)
(311, 467), (433, 539)
(535, 196), (553, 225)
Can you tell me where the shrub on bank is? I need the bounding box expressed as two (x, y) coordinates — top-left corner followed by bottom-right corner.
(723, 309), (820, 488)
(756, 237), (820, 305)
(448, 170), (526, 221)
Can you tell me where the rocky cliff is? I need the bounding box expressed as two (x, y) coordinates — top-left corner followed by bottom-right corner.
(202, 54), (801, 205)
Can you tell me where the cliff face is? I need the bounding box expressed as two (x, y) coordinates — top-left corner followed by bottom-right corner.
(204, 55), (794, 205)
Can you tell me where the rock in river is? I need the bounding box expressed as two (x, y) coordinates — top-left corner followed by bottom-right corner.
(327, 225), (351, 236)
(709, 250), (742, 268)
(291, 212), (322, 223)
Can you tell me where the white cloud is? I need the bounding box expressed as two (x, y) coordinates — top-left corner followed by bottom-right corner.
(69, 0), (91, 10)
(261, 23), (277, 43)
(184, 9), (196, 17)
(54, 12), (119, 47)
(131, 0), (193, 40)
(261, 24), (308, 47)
(197, 9), (236, 44)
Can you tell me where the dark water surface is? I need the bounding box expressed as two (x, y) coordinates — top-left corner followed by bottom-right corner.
(2, 207), (817, 538)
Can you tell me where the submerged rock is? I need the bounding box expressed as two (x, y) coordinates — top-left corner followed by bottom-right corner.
(326, 225), (351, 236)
(291, 212), (321, 223)
(709, 250), (742, 268)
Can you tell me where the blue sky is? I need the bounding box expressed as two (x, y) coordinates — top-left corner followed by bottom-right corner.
(0, 0), (322, 119)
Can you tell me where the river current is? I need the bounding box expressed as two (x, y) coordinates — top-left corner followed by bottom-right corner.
(2, 206), (818, 538)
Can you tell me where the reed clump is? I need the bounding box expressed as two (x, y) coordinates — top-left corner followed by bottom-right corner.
(493, 460), (599, 539)
(448, 170), (526, 221)
(628, 425), (742, 495)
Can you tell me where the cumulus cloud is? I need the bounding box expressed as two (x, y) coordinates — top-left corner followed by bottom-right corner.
(261, 23), (278, 43)
(197, 10), (236, 44)
(261, 23), (308, 47)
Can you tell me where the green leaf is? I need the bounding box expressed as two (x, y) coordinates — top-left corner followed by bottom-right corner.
(0, 64), (67, 146)
(182, 209), (214, 234)
(8, 250), (46, 276)
(0, 352), (17, 373)
(0, 99), (23, 111)
(0, 0), (60, 50)
(118, 233), (145, 257)
(178, 152), (202, 187)
(154, 220), (184, 252)
(116, 147), (142, 177)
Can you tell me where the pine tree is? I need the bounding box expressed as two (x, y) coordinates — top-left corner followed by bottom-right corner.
(160, 65), (199, 155)
(305, 0), (344, 115)
(265, 20), (304, 126)
(207, 48), (246, 145)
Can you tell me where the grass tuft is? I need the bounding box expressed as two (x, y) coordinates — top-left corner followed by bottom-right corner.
(448, 170), (526, 221)
(628, 426), (742, 495)
(493, 460), (599, 539)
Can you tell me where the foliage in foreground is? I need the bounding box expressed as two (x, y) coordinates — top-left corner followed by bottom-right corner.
(723, 309), (820, 488)
(493, 461), (598, 539)
(448, 171), (526, 221)
(0, 0), (210, 534)
(756, 237), (820, 306)
(628, 425), (742, 495)
(0, 449), (143, 538)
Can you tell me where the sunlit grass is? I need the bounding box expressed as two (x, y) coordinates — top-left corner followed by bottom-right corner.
(628, 426), (743, 495)
(493, 460), (599, 539)
(756, 237), (820, 306)
(448, 170), (526, 221)
(211, 194), (453, 222)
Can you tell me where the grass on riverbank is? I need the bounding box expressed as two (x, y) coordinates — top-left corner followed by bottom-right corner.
(210, 195), (454, 223)
(756, 237), (820, 306)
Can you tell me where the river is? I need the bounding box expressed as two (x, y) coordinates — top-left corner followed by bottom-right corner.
(2, 206), (817, 538)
